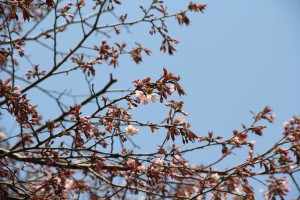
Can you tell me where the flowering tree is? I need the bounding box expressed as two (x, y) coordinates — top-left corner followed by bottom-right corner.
(0, 1), (299, 199)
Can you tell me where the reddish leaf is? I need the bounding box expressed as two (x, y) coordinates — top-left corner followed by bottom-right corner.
(22, 8), (34, 22)
(46, 0), (55, 6)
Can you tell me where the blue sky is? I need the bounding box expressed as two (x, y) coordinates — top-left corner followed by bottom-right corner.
(1, 0), (300, 199)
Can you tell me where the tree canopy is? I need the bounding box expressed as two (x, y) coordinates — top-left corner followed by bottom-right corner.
(0, 1), (299, 199)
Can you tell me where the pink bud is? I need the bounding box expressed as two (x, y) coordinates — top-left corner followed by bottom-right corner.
(13, 85), (20, 90)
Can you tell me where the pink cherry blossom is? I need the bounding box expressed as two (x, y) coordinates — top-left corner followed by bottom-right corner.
(283, 121), (290, 128)
(138, 165), (146, 172)
(140, 97), (148, 105)
(65, 179), (74, 190)
(249, 140), (255, 149)
(235, 186), (243, 195)
(147, 93), (158, 103)
(169, 84), (175, 94)
(174, 155), (183, 162)
(128, 102), (136, 110)
(135, 90), (144, 98)
(125, 125), (139, 136)
(211, 173), (220, 181)
(154, 158), (164, 165)
(127, 158), (136, 167)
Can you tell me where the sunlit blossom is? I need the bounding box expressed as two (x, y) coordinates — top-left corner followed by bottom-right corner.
(154, 158), (164, 165)
(169, 84), (175, 93)
(235, 186), (243, 195)
(211, 173), (220, 181)
(138, 165), (146, 172)
(269, 114), (276, 123)
(147, 93), (158, 103)
(65, 179), (74, 190)
(140, 97), (148, 105)
(135, 90), (144, 98)
(125, 125), (139, 136)
(283, 121), (290, 128)
(176, 116), (186, 124)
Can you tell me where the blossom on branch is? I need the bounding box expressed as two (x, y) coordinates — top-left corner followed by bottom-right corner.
(125, 125), (139, 136)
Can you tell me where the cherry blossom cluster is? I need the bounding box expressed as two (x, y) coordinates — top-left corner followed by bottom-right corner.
(25, 65), (46, 80)
(135, 90), (158, 105)
(57, 2), (75, 22)
(0, 78), (41, 127)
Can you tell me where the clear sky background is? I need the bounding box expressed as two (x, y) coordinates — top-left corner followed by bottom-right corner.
(1, 0), (300, 199)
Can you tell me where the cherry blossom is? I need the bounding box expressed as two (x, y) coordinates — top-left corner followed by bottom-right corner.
(211, 173), (220, 181)
(139, 97), (149, 105)
(135, 90), (144, 98)
(147, 93), (158, 103)
(283, 121), (290, 128)
(169, 84), (175, 94)
(138, 165), (147, 172)
(125, 125), (139, 136)
(176, 115), (186, 124)
(154, 157), (164, 166)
